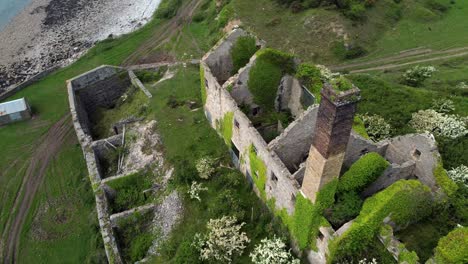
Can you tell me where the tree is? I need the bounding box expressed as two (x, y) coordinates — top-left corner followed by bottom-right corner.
(250, 236), (300, 264)
(193, 216), (250, 263)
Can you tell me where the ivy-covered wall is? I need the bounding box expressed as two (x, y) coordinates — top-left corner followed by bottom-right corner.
(434, 227), (468, 264)
(328, 180), (432, 263)
(219, 112), (234, 146)
(248, 144), (268, 199)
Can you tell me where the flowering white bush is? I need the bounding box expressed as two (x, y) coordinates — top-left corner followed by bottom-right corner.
(193, 216), (250, 263)
(196, 157), (216, 179)
(358, 258), (378, 264)
(316, 64), (340, 81)
(456, 82), (468, 89)
(432, 99), (455, 113)
(447, 165), (468, 187)
(410, 109), (468, 139)
(188, 181), (208, 201)
(358, 114), (391, 142)
(403, 65), (436, 86)
(250, 236), (300, 264)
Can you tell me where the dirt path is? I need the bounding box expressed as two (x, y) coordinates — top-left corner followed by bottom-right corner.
(122, 0), (202, 66)
(1, 114), (73, 264)
(330, 46), (468, 73)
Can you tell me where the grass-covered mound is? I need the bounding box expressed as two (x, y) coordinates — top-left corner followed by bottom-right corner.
(434, 227), (468, 264)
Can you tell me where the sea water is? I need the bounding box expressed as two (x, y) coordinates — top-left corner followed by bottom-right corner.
(0, 0), (32, 31)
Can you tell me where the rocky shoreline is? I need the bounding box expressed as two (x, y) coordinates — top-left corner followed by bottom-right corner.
(0, 0), (161, 93)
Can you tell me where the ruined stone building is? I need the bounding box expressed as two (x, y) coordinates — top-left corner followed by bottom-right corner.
(201, 28), (442, 262)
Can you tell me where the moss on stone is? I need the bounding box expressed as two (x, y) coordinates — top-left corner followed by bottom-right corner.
(200, 66), (207, 105)
(248, 144), (267, 199)
(434, 161), (458, 197)
(220, 112), (234, 146)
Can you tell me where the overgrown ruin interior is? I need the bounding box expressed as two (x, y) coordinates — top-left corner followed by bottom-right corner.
(68, 65), (181, 263)
(201, 29), (445, 263)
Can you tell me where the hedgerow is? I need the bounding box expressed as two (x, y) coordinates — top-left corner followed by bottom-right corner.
(231, 36), (258, 74)
(249, 145), (268, 199)
(328, 180), (432, 263)
(434, 227), (468, 264)
(248, 49), (295, 110)
(338, 152), (389, 193)
(434, 161), (458, 197)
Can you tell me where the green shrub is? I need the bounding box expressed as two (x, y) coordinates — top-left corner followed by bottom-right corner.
(296, 63), (323, 99)
(107, 171), (153, 213)
(231, 36), (258, 74)
(155, 0), (183, 19)
(352, 116), (370, 139)
(248, 59), (283, 110)
(434, 161), (458, 197)
(256, 48), (295, 74)
(130, 233), (153, 262)
(338, 152), (389, 193)
(332, 41), (368, 60)
(345, 3), (367, 21)
(434, 227), (468, 264)
(328, 191), (363, 227)
(328, 180), (432, 262)
(217, 4), (234, 28)
(399, 249), (420, 264)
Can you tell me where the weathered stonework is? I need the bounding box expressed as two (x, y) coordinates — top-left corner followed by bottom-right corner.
(302, 84), (360, 202)
(67, 65), (158, 264)
(201, 30), (445, 264)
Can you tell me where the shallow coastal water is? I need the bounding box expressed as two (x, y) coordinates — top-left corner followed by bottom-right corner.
(0, 0), (32, 30)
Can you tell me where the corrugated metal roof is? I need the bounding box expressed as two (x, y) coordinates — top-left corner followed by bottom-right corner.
(0, 98), (28, 116)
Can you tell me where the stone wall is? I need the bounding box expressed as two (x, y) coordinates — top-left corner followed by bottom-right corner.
(343, 132), (389, 169)
(362, 161), (416, 197)
(228, 56), (256, 106)
(385, 133), (439, 190)
(269, 106), (318, 172)
(276, 75), (304, 118)
(202, 59), (300, 214)
(67, 65), (153, 264)
(203, 28), (248, 84)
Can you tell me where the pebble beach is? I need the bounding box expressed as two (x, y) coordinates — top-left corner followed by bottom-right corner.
(0, 0), (162, 93)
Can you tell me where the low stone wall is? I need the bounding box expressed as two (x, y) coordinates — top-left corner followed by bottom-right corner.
(129, 70), (152, 98)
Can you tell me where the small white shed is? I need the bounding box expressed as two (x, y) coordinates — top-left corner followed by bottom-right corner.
(0, 98), (32, 126)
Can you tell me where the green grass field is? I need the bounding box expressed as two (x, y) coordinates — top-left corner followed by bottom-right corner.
(18, 137), (105, 263)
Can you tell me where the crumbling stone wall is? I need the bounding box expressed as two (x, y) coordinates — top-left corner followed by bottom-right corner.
(202, 59), (299, 214)
(67, 65), (154, 264)
(343, 132), (389, 169)
(227, 56), (256, 106)
(276, 75), (304, 118)
(269, 106), (318, 173)
(385, 133), (439, 189)
(203, 29), (249, 84)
